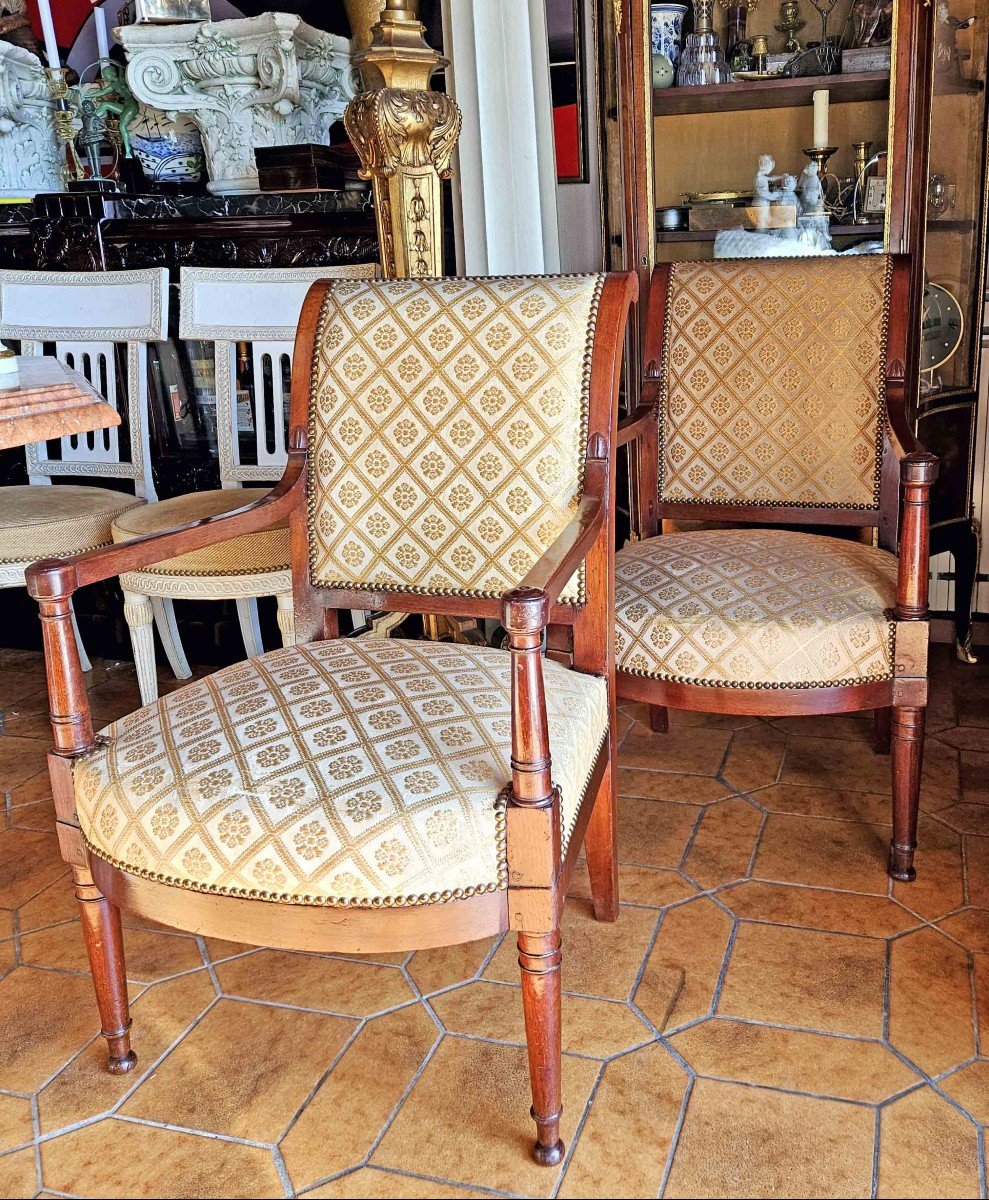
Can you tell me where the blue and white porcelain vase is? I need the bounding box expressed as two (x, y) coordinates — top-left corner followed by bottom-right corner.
(651, 3), (689, 69)
(128, 103), (206, 186)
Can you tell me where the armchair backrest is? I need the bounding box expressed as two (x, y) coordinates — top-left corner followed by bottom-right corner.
(0, 267), (168, 497)
(301, 274), (613, 605)
(178, 264), (377, 488)
(647, 255), (906, 523)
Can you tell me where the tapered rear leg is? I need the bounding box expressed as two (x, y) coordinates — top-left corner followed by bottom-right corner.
(874, 706), (892, 755)
(73, 867), (137, 1074)
(889, 706), (925, 882)
(583, 741), (618, 921)
(649, 704), (668, 733)
(518, 930), (564, 1166)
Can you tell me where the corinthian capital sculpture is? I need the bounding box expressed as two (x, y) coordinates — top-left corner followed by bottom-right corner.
(119, 13), (354, 195)
(345, 0), (461, 279)
(0, 41), (61, 198)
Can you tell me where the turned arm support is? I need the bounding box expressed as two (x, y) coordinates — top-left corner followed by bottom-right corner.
(895, 451), (939, 620)
(25, 436), (306, 758)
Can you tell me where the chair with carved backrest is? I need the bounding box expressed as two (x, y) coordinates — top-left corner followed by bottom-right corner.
(26, 270), (636, 1163)
(0, 267), (169, 671)
(616, 254), (937, 883)
(113, 263), (377, 706)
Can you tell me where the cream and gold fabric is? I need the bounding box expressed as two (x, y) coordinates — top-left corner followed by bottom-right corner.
(659, 256), (891, 509)
(74, 637), (608, 907)
(0, 484), (144, 564)
(307, 274), (605, 602)
(111, 488), (290, 577)
(615, 530), (897, 688)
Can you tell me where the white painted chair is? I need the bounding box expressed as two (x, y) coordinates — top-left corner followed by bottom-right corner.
(114, 263), (377, 705)
(0, 267), (171, 673)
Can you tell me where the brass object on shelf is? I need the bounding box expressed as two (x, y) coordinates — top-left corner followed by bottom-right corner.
(344, 0), (462, 281)
(344, 0), (387, 53)
(774, 0), (805, 54)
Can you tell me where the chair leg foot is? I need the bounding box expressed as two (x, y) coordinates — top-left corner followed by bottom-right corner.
(583, 744), (618, 921)
(122, 590), (159, 706)
(73, 868), (137, 1075)
(649, 704), (668, 734)
(518, 930), (564, 1167)
(889, 706), (925, 883)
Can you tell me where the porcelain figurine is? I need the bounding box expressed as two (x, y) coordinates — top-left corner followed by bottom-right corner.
(119, 13), (355, 195)
(799, 159), (824, 212)
(753, 154), (779, 206)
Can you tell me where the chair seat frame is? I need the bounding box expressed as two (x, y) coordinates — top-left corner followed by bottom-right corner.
(618, 258), (937, 883)
(27, 272), (638, 1167)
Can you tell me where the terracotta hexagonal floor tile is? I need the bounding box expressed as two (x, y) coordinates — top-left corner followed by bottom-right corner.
(960, 752), (989, 804)
(967, 836), (989, 908)
(484, 898), (658, 1002)
(615, 796), (699, 869)
(877, 1086), (982, 1199)
(720, 726), (787, 793)
(7, 770), (50, 808)
(938, 908), (989, 954)
(635, 896), (733, 1033)
(569, 858), (698, 909)
(889, 928), (976, 1076)
(16, 877), (77, 932)
(936, 727), (989, 753)
(664, 1078), (875, 1198)
(718, 923), (886, 1037)
(682, 797), (763, 889)
(0, 966), (108, 1093)
(0, 829), (67, 909)
(558, 1043), (688, 1198)
(10, 798), (54, 832)
(753, 813), (891, 893)
(893, 818), (966, 920)
(20, 921), (205, 983)
(430, 980), (652, 1058)
(751, 782), (892, 825)
(767, 714), (874, 741)
(619, 724), (731, 776)
(720, 881), (921, 937)
(371, 1036), (598, 1198)
(0, 1147), (37, 1199)
(281, 1004), (439, 1191)
(615, 768), (730, 805)
(406, 938), (496, 996)
(120, 997), (356, 1142)
(781, 735), (892, 793)
(41, 1119), (284, 1198)
(37, 969), (218, 1135)
(306, 1170), (485, 1198)
(933, 803), (989, 836)
(939, 1060), (989, 1124)
(215, 949), (415, 1017)
(0, 736), (49, 792)
(0, 1094), (33, 1153)
(671, 1018), (919, 1103)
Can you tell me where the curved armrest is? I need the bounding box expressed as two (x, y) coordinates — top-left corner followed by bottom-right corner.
(26, 446), (305, 601)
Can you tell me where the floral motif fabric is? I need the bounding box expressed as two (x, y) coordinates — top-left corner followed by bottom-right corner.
(615, 529), (897, 688)
(73, 638), (608, 906)
(659, 257), (891, 508)
(307, 275), (604, 601)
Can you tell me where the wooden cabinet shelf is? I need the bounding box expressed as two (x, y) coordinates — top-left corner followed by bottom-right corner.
(652, 71), (890, 116)
(656, 222), (884, 243)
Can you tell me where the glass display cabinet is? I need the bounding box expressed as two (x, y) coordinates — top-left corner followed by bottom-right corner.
(601, 0), (989, 654)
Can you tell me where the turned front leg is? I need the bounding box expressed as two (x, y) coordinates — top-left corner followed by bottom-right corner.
(73, 868), (137, 1074)
(889, 707), (925, 882)
(518, 929), (564, 1166)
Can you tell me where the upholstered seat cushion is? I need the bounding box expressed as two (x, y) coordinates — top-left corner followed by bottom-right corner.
(111, 488), (290, 577)
(73, 637), (608, 907)
(0, 484), (143, 563)
(615, 529), (898, 689)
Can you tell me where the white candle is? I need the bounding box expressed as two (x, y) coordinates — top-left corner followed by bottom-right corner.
(812, 89), (830, 149)
(36, 0), (60, 70)
(94, 5), (110, 63)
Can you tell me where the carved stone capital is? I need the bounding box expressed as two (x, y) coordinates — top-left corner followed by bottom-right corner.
(0, 42), (61, 198)
(119, 13), (355, 195)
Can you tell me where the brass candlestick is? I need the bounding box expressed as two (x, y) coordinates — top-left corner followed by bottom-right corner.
(803, 145), (839, 215)
(852, 140), (873, 223)
(775, 0), (805, 53)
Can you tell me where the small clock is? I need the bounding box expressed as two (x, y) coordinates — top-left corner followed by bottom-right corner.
(920, 283), (964, 373)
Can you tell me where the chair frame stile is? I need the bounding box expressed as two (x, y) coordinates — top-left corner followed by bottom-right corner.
(26, 271), (638, 1163)
(618, 256), (937, 882)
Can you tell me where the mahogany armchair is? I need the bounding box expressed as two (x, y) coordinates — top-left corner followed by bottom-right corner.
(26, 272), (636, 1165)
(616, 255), (937, 882)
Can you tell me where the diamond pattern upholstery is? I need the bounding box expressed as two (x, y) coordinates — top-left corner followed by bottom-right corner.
(73, 638), (608, 907)
(659, 256), (891, 508)
(307, 274), (604, 602)
(615, 530), (897, 688)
